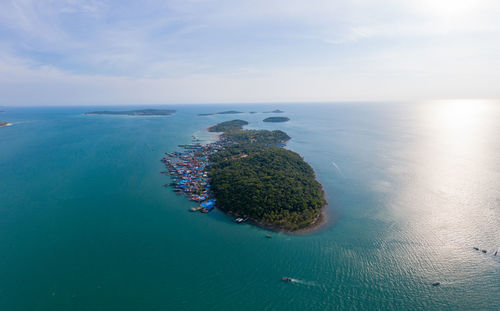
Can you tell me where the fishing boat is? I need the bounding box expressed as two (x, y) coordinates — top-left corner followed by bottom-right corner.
(282, 277), (293, 282)
(432, 282), (440, 286)
(189, 207), (203, 212)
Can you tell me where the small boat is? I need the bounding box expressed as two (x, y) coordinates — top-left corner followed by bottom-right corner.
(432, 282), (440, 286)
(282, 277), (293, 282)
(494, 251), (498, 256)
(189, 207), (203, 212)
(265, 235), (272, 238)
(235, 217), (245, 223)
(482, 250), (487, 254)
(473, 247), (479, 251)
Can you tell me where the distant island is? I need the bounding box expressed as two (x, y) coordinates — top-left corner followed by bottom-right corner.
(208, 119), (249, 132)
(264, 109), (285, 113)
(209, 120), (326, 231)
(198, 110), (243, 116)
(85, 109), (175, 116)
(263, 117), (290, 123)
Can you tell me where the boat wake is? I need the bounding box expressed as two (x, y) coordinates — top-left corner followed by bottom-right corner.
(287, 278), (319, 287)
(331, 161), (343, 176)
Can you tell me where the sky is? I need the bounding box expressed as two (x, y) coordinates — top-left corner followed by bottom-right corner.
(0, 0), (499, 106)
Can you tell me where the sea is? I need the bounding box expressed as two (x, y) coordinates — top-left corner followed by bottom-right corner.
(0, 101), (499, 310)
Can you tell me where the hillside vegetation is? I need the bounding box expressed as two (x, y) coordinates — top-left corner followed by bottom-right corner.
(208, 119), (249, 132)
(208, 120), (325, 231)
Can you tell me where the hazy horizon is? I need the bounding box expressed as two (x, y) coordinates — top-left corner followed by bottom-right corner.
(2, 99), (500, 109)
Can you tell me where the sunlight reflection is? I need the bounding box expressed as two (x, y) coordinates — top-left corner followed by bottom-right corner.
(432, 99), (488, 131)
(426, 99), (491, 155)
(381, 99), (500, 292)
(418, 99), (494, 212)
(390, 99), (499, 268)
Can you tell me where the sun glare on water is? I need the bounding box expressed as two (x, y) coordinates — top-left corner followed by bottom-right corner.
(432, 99), (489, 131)
(389, 99), (499, 289)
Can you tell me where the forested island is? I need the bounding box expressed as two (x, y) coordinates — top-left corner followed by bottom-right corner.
(264, 109), (285, 113)
(85, 109), (175, 116)
(198, 110), (243, 116)
(207, 119), (249, 132)
(263, 117), (290, 123)
(207, 120), (326, 231)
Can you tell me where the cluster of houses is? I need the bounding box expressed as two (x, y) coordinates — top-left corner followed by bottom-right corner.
(161, 138), (226, 213)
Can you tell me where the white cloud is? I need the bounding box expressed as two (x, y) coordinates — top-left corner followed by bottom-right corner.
(0, 0), (499, 105)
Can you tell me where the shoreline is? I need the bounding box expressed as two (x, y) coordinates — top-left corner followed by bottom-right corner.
(198, 127), (222, 144)
(225, 204), (328, 234)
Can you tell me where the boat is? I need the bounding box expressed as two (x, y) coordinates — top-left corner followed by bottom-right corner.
(200, 200), (215, 213)
(473, 247), (479, 251)
(282, 277), (293, 282)
(235, 217), (246, 223)
(432, 282), (440, 286)
(482, 250), (487, 253)
(265, 235), (272, 238)
(189, 207), (203, 212)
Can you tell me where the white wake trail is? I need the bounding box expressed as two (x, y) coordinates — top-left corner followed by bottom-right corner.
(331, 161), (343, 176)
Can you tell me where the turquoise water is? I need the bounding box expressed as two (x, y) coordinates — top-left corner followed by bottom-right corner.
(1, 102), (499, 310)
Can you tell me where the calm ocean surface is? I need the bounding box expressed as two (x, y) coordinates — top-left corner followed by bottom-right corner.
(1, 102), (499, 310)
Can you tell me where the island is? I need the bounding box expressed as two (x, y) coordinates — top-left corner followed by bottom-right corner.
(209, 125), (325, 231)
(85, 109), (175, 116)
(198, 110), (243, 116)
(264, 109), (285, 113)
(161, 119), (326, 232)
(207, 119), (249, 132)
(263, 117), (290, 123)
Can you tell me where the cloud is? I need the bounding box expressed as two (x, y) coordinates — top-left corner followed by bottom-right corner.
(0, 0), (499, 105)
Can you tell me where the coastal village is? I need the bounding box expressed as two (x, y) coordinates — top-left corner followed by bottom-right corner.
(161, 136), (226, 214)
(160, 118), (325, 234)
